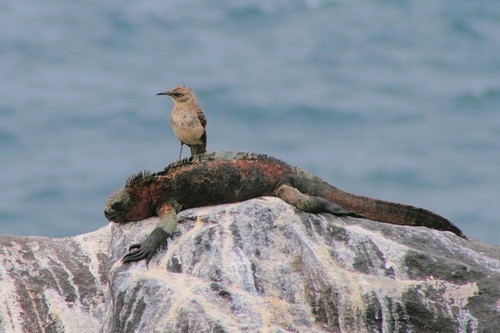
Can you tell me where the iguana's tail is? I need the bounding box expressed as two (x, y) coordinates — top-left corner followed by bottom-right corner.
(295, 173), (467, 238)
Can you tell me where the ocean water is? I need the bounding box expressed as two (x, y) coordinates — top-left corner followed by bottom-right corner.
(1, 0), (499, 244)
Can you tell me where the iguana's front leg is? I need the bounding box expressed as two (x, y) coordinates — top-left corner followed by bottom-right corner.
(122, 202), (180, 266)
(274, 183), (363, 218)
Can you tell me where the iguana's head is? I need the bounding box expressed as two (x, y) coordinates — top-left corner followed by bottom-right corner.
(104, 188), (145, 222)
(104, 171), (156, 222)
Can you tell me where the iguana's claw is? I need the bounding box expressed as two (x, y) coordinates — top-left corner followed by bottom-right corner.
(122, 245), (150, 265)
(128, 243), (141, 251)
(122, 227), (170, 266)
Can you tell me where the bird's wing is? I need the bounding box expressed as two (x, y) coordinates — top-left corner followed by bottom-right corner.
(196, 106), (207, 128)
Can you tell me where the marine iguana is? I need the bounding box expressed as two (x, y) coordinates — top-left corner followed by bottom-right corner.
(104, 151), (466, 265)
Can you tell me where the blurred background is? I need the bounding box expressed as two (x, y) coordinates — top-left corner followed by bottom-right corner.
(1, 0), (499, 244)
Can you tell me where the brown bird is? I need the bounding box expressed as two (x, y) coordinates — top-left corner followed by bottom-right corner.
(157, 85), (207, 159)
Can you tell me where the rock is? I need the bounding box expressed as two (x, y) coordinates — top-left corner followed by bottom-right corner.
(0, 225), (110, 332)
(1, 197), (499, 332)
(104, 197), (499, 333)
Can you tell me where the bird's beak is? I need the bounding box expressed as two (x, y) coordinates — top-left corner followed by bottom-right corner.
(156, 91), (172, 96)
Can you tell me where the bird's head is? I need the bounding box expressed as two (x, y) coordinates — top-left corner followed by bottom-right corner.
(156, 85), (196, 104)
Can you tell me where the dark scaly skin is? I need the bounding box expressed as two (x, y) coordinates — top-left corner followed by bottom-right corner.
(104, 151), (466, 265)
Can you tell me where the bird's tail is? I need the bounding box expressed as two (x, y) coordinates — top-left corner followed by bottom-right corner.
(189, 131), (207, 156)
(189, 144), (206, 156)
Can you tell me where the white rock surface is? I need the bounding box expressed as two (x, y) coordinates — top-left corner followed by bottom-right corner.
(0, 225), (110, 332)
(1, 197), (499, 332)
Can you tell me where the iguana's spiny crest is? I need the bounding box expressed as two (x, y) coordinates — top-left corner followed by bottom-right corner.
(124, 151), (291, 188)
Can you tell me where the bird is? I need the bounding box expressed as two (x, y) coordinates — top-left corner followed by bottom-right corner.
(156, 85), (207, 159)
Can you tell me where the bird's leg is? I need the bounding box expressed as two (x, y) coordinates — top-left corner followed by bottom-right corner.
(178, 142), (184, 160)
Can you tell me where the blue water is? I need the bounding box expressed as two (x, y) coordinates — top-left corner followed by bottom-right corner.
(1, 0), (499, 244)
